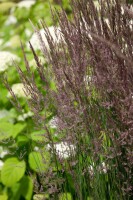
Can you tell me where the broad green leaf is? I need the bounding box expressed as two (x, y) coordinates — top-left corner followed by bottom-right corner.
(0, 121), (26, 140)
(29, 151), (50, 172)
(14, 7), (29, 20)
(30, 130), (45, 142)
(10, 183), (21, 200)
(21, 176), (33, 200)
(1, 157), (26, 187)
(8, 108), (18, 123)
(12, 123), (26, 138)
(17, 135), (29, 145)
(10, 176), (33, 200)
(0, 122), (14, 140)
(0, 194), (8, 200)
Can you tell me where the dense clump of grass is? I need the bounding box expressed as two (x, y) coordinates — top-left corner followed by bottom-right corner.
(4, 0), (133, 199)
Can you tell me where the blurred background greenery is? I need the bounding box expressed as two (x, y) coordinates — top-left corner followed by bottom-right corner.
(0, 1), (71, 200)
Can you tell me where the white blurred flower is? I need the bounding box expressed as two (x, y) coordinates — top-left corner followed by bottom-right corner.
(28, 26), (62, 50)
(47, 142), (75, 159)
(98, 162), (108, 174)
(17, 111), (33, 121)
(129, 19), (133, 30)
(23, 111), (33, 118)
(0, 151), (8, 158)
(88, 165), (94, 176)
(17, 115), (24, 121)
(84, 75), (92, 85)
(7, 83), (28, 98)
(0, 160), (4, 170)
(49, 117), (58, 129)
(17, 0), (36, 9)
(55, 142), (75, 159)
(34, 146), (39, 151)
(88, 162), (108, 176)
(5, 15), (17, 26)
(101, 162), (108, 173)
(121, 6), (124, 15)
(25, 29), (32, 37)
(0, 51), (20, 72)
(0, 147), (8, 158)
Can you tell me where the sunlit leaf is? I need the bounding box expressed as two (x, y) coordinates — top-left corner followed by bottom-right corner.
(12, 123), (26, 138)
(0, 122), (14, 140)
(0, 194), (8, 200)
(30, 130), (45, 142)
(17, 135), (29, 145)
(1, 157), (26, 187)
(28, 151), (50, 172)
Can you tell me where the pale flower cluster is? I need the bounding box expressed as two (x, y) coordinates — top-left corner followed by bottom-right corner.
(7, 83), (28, 98)
(98, 162), (108, 174)
(34, 146), (39, 151)
(17, 111), (33, 121)
(88, 165), (94, 176)
(49, 117), (58, 129)
(17, 0), (36, 9)
(88, 162), (108, 177)
(0, 147), (8, 159)
(5, 15), (17, 26)
(29, 26), (62, 51)
(47, 142), (75, 159)
(0, 51), (20, 72)
(25, 29), (32, 37)
(84, 75), (92, 85)
(55, 142), (75, 159)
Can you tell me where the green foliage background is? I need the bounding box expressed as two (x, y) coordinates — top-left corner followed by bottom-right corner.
(0, 0), (70, 199)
